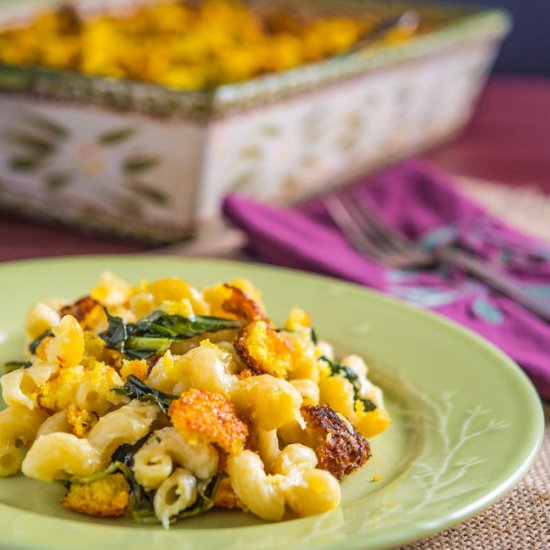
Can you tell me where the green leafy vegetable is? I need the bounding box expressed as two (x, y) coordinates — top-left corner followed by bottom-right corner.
(112, 375), (177, 415)
(310, 327), (318, 346)
(99, 309), (241, 360)
(111, 434), (150, 468)
(319, 355), (377, 412)
(171, 473), (222, 524)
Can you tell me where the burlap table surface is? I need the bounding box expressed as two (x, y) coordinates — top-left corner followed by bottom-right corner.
(163, 178), (550, 549)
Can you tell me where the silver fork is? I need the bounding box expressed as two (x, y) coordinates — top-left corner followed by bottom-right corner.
(323, 193), (550, 323)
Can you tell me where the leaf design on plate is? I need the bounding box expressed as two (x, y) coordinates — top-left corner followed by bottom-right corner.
(25, 114), (69, 141)
(98, 127), (137, 146)
(44, 172), (73, 191)
(302, 109), (324, 142)
(337, 112), (365, 152)
(299, 153), (316, 168)
(409, 396), (508, 509)
(123, 156), (160, 173)
(377, 389), (509, 522)
(8, 156), (42, 172)
(260, 124), (280, 137)
(229, 171), (257, 195)
(127, 182), (169, 205)
(239, 145), (262, 160)
(7, 131), (55, 157)
(116, 195), (143, 217)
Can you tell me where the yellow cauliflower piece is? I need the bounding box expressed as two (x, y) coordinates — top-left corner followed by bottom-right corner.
(355, 408), (391, 438)
(130, 277), (209, 317)
(60, 296), (105, 331)
(61, 473), (129, 517)
(120, 359), (149, 381)
(285, 330), (320, 382)
(284, 308), (311, 332)
(202, 279), (265, 318)
(318, 375), (355, 420)
(159, 299), (195, 318)
(201, 284), (233, 318)
(90, 271), (131, 307)
(318, 372), (390, 438)
(235, 320), (293, 378)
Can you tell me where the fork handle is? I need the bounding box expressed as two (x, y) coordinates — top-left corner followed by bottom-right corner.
(437, 248), (550, 323)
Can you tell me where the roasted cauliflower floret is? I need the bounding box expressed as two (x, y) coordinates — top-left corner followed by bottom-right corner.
(283, 308), (312, 332)
(301, 404), (371, 480)
(90, 271), (132, 307)
(120, 359), (149, 381)
(234, 319), (294, 378)
(221, 284), (266, 322)
(168, 389), (248, 453)
(61, 473), (130, 517)
(319, 355), (391, 438)
(129, 277), (209, 318)
(60, 296), (105, 331)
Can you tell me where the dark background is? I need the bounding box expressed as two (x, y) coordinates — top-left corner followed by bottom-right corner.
(433, 0), (550, 76)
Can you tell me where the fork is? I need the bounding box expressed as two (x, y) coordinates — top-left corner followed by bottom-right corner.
(323, 193), (550, 323)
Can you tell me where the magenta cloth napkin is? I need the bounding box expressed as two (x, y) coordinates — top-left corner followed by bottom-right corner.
(223, 159), (550, 400)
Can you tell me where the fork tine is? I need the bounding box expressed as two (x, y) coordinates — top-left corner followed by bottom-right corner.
(323, 195), (388, 260)
(339, 194), (408, 255)
(336, 195), (394, 255)
(351, 196), (416, 254)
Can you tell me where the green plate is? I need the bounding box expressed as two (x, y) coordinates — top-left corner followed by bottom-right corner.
(0, 256), (543, 550)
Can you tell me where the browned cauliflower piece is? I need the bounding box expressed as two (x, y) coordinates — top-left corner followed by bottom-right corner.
(61, 473), (130, 517)
(234, 319), (294, 378)
(60, 295), (105, 330)
(168, 389), (248, 453)
(301, 404), (371, 480)
(222, 284), (266, 322)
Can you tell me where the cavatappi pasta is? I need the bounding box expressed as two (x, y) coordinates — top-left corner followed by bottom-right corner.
(0, 273), (390, 526)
